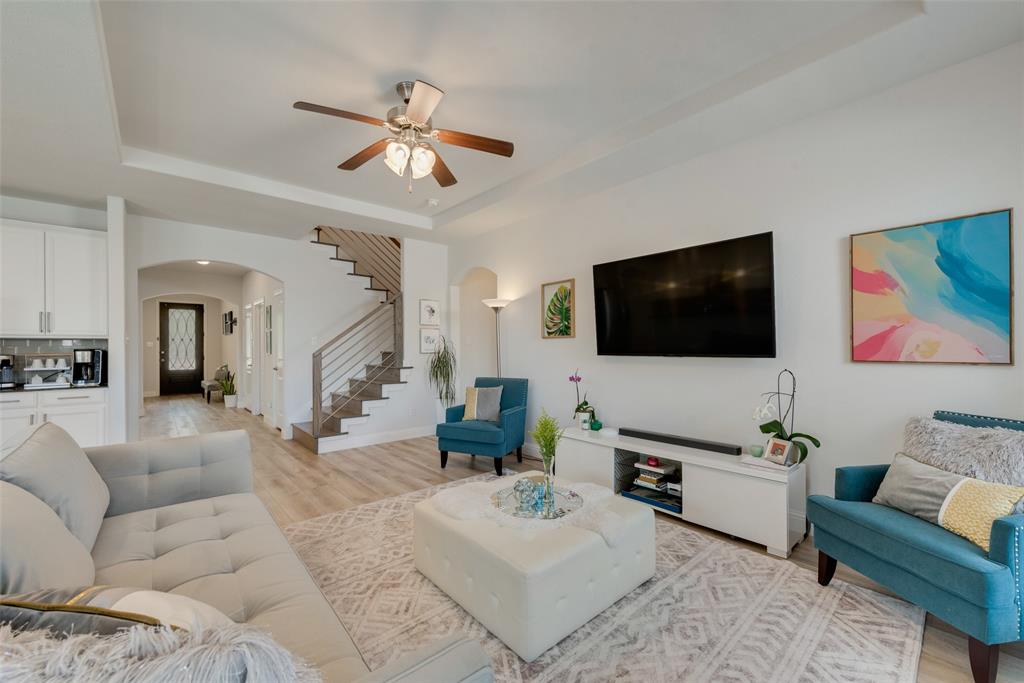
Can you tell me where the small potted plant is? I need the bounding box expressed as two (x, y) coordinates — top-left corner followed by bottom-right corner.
(754, 369), (820, 464)
(530, 409), (565, 512)
(569, 369), (595, 429)
(427, 336), (457, 408)
(220, 371), (237, 408)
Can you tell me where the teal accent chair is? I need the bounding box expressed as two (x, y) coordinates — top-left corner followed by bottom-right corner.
(808, 411), (1024, 683)
(436, 377), (528, 476)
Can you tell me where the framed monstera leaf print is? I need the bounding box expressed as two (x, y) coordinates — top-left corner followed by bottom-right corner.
(541, 278), (575, 339)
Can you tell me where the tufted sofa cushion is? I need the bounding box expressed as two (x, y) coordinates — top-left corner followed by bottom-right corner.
(91, 492), (369, 681)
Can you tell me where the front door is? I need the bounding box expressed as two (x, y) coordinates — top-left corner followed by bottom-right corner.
(159, 302), (204, 395)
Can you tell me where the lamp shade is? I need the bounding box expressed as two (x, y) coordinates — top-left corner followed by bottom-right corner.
(482, 298), (511, 310)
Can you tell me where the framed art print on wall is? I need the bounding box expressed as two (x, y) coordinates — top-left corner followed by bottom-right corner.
(419, 299), (440, 326)
(851, 208), (1013, 364)
(420, 328), (440, 354)
(541, 278), (575, 339)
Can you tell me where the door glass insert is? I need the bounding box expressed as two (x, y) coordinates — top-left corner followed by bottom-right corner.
(168, 308), (197, 370)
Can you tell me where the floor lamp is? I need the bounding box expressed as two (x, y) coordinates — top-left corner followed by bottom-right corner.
(482, 299), (511, 378)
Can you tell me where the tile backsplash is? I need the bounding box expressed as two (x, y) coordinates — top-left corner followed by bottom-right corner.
(0, 338), (108, 354)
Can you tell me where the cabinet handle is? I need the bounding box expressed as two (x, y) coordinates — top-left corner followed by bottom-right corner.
(39, 312), (44, 333)
(0, 399), (20, 404)
(47, 312), (52, 333)
(30, 414), (35, 425)
(42, 413), (47, 422)
(57, 395), (90, 400)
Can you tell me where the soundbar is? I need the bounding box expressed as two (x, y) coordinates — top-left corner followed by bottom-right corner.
(618, 427), (742, 456)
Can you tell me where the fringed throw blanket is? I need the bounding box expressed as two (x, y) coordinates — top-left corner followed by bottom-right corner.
(0, 622), (321, 683)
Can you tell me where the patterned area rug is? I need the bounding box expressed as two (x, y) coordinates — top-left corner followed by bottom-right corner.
(285, 474), (924, 683)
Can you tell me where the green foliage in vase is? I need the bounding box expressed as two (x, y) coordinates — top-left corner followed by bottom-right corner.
(530, 409), (565, 463)
(219, 371), (236, 396)
(544, 285), (572, 337)
(427, 336), (457, 407)
(758, 419), (821, 463)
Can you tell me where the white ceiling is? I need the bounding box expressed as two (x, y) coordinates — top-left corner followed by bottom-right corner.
(1, 1), (1021, 242)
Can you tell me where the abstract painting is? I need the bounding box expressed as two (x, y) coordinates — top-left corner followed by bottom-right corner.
(541, 278), (575, 339)
(851, 209), (1012, 364)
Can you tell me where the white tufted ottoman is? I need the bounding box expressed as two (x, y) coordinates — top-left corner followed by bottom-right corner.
(413, 473), (656, 662)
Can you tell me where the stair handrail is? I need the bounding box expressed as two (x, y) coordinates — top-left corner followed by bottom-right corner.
(316, 226), (401, 299)
(311, 293), (403, 438)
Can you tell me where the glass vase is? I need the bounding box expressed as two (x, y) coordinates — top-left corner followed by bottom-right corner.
(542, 455), (555, 517)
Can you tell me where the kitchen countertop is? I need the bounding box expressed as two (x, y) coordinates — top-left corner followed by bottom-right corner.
(1, 383), (107, 393)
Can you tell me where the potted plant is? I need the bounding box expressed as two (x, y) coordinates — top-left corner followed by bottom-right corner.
(530, 409), (565, 512)
(754, 369), (820, 464)
(569, 369), (595, 428)
(428, 336), (457, 408)
(220, 371), (237, 408)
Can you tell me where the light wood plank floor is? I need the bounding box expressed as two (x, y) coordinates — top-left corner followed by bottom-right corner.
(140, 395), (1024, 683)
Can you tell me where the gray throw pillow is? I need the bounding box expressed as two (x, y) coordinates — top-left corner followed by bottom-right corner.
(474, 386), (503, 422)
(0, 480), (95, 593)
(904, 417), (1024, 486)
(873, 453), (965, 524)
(1, 422), (110, 550)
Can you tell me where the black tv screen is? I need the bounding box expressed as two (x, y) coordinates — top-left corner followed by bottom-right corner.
(593, 232), (776, 357)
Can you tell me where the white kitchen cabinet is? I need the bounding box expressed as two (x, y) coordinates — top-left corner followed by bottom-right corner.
(47, 228), (107, 336)
(0, 220), (107, 338)
(0, 222), (47, 335)
(0, 388), (107, 447)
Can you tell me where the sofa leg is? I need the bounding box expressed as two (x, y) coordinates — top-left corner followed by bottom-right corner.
(968, 637), (999, 683)
(516, 446), (523, 463)
(440, 451), (448, 469)
(817, 551), (837, 587)
(494, 457), (503, 476)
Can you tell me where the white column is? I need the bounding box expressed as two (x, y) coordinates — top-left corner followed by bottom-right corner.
(106, 196), (127, 442)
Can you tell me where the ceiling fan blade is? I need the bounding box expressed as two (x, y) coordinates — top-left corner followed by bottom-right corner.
(425, 144), (457, 187)
(405, 80), (444, 125)
(436, 129), (514, 157)
(293, 101), (386, 127)
(338, 138), (390, 170)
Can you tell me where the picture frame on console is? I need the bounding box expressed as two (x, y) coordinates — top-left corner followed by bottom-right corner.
(764, 438), (795, 466)
(541, 278), (575, 339)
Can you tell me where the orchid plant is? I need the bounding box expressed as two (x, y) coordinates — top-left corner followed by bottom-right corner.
(754, 369), (821, 463)
(569, 369), (592, 418)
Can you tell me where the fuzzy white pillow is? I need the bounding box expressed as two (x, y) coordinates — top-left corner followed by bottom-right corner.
(904, 417), (1024, 486)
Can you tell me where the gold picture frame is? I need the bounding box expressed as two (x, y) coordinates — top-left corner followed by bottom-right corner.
(541, 278), (575, 339)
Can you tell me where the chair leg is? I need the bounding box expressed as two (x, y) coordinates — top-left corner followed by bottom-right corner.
(440, 451), (448, 469)
(968, 637), (999, 683)
(516, 446), (523, 463)
(494, 457), (503, 476)
(817, 551), (837, 587)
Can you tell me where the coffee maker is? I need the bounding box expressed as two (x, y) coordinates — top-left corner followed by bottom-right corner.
(72, 349), (106, 386)
(0, 355), (14, 390)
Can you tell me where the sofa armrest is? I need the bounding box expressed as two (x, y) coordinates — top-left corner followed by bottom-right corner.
(352, 635), (492, 683)
(834, 464), (890, 502)
(446, 405), (466, 423)
(500, 405), (527, 448)
(85, 430), (253, 517)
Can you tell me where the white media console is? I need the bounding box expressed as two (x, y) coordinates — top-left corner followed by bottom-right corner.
(558, 428), (807, 557)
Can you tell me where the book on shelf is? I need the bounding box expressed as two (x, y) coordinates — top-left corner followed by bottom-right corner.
(632, 478), (667, 492)
(621, 487), (682, 514)
(637, 473), (663, 485)
(634, 461), (677, 475)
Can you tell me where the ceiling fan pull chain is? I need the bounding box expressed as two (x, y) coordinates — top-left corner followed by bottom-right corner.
(407, 168), (413, 194)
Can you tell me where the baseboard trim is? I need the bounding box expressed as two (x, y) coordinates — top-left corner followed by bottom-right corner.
(316, 425), (436, 454)
(143, 390), (159, 398)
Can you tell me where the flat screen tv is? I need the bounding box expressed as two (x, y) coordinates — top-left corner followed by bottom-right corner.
(593, 232), (776, 357)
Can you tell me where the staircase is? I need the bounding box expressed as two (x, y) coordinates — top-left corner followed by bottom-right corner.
(291, 227), (411, 454)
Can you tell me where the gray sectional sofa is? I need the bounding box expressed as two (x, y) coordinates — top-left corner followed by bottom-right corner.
(0, 423), (493, 683)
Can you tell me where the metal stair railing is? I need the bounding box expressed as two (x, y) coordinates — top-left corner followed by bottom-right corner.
(311, 293), (403, 438)
(315, 226), (401, 300)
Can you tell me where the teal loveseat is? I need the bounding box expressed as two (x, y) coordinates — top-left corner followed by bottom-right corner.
(436, 377), (528, 476)
(808, 410), (1024, 683)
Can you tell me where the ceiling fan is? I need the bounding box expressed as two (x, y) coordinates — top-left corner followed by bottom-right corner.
(293, 80), (514, 189)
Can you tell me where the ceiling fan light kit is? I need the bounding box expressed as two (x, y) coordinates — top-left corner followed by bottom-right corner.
(294, 79), (514, 191)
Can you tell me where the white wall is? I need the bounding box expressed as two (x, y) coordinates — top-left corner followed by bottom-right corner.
(141, 294), (228, 396)
(450, 43), (1024, 496)
(455, 268), (497, 395)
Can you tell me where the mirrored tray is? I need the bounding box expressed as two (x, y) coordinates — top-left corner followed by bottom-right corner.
(491, 479), (584, 520)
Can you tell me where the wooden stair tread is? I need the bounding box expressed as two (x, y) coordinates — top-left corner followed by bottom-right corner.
(365, 287), (389, 292)
(329, 256), (357, 263)
(352, 378), (408, 386)
(321, 406), (369, 419)
(292, 421), (347, 438)
(367, 364), (413, 370)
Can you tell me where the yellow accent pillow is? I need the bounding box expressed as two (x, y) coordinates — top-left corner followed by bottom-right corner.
(463, 387), (479, 420)
(939, 479), (1024, 551)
